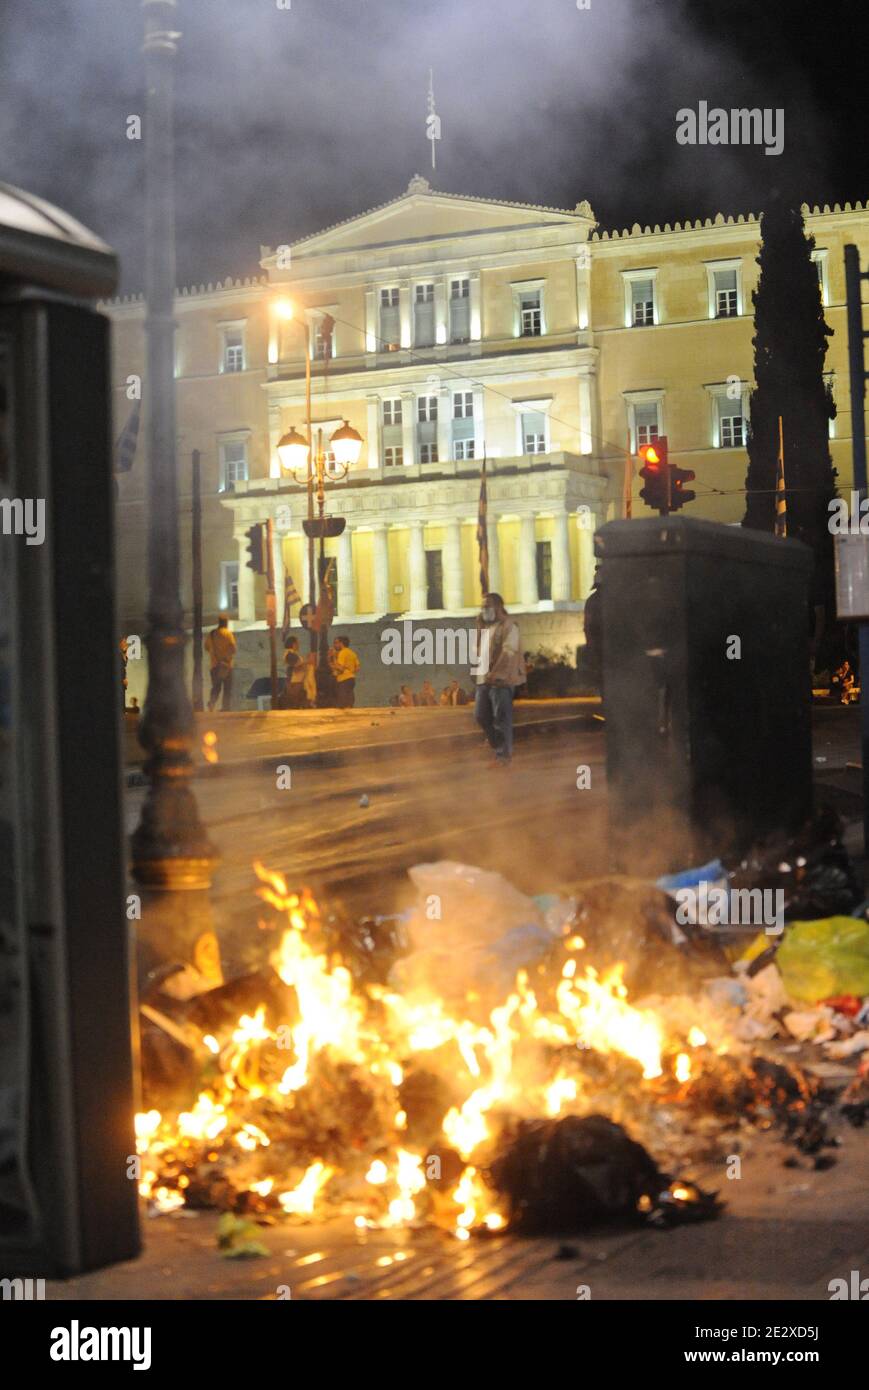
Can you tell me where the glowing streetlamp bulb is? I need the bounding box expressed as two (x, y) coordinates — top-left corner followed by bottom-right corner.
(329, 419), (363, 468)
(274, 297), (294, 320)
(277, 426), (310, 474)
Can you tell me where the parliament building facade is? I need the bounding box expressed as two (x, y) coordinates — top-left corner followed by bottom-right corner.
(106, 176), (869, 703)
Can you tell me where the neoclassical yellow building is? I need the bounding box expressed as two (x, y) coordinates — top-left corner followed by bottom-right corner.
(106, 176), (869, 702)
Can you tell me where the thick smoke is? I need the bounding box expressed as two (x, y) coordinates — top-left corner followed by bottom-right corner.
(0, 0), (837, 291)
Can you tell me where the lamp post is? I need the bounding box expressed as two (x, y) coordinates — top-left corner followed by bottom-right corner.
(277, 418), (363, 704)
(131, 0), (216, 888)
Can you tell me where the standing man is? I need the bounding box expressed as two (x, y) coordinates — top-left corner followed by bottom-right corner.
(474, 592), (524, 764)
(205, 614), (237, 712)
(331, 634), (361, 708)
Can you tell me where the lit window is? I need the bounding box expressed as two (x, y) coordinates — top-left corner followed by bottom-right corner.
(454, 439), (475, 460)
(520, 291), (542, 337)
(383, 446), (404, 467)
(635, 403), (660, 448)
(714, 268), (738, 317)
(521, 410), (547, 453)
(220, 439), (248, 490)
(720, 415), (745, 448)
(631, 280), (655, 326)
(222, 329), (245, 373)
(383, 398), (403, 426)
(380, 287), (400, 350)
(220, 562), (239, 612)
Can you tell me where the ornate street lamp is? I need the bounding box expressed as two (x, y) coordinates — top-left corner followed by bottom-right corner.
(277, 418), (363, 703)
(131, 0), (217, 888)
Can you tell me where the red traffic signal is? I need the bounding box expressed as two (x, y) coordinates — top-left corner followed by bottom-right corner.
(670, 466), (696, 511)
(638, 435), (670, 513)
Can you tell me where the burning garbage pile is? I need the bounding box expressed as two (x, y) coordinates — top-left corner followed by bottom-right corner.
(136, 831), (869, 1240)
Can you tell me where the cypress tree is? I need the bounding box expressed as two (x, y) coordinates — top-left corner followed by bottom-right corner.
(742, 198), (837, 607)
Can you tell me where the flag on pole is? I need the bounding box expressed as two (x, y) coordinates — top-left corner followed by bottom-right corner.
(114, 397), (141, 473)
(476, 456), (490, 597)
(426, 68), (441, 171)
(281, 572), (302, 643)
(775, 415), (787, 538)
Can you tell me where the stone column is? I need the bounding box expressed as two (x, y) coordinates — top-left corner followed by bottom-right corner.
(399, 280), (412, 350)
(519, 514), (539, 608)
(434, 276), (448, 344)
(579, 377), (593, 456)
(469, 270), (482, 341)
(437, 387), (452, 464)
(575, 251), (591, 334)
(578, 513), (596, 600)
(472, 385), (485, 455)
(443, 518), (463, 613)
(372, 524), (390, 614)
(408, 521), (428, 613)
(235, 532), (255, 622)
(337, 526), (356, 617)
(401, 390), (416, 467)
(365, 286), (378, 354)
(366, 393), (381, 469)
(552, 510), (571, 602)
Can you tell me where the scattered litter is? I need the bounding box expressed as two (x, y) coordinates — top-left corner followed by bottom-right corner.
(216, 1213), (268, 1259)
(359, 794), (370, 808)
(776, 916), (869, 1003)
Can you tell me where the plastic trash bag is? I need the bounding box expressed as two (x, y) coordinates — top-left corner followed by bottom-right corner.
(774, 916), (869, 1003)
(725, 808), (861, 922)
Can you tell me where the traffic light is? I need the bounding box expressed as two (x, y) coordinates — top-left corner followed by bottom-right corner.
(670, 465), (696, 511)
(638, 436), (670, 514)
(244, 523), (267, 574)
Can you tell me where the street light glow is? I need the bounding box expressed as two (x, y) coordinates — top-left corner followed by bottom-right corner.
(277, 425), (310, 475)
(330, 419), (364, 468)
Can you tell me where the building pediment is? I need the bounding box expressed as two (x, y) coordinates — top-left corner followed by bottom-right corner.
(274, 180), (591, 263)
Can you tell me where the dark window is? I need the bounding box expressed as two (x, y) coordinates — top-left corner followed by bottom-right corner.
(426, 550), (444, 609)
(536, 541), (552, 601)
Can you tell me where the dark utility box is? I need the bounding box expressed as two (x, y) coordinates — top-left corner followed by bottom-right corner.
(596, 517), (813, 872)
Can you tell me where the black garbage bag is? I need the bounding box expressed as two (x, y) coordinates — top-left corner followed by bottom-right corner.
(724, 806), (861, 922)
(490, 1114), (663, 1233)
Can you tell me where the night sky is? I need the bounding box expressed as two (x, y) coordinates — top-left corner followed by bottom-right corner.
(1, 0), (866, 290)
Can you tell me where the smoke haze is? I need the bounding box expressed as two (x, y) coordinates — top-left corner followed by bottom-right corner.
(0, 0), (859, 289)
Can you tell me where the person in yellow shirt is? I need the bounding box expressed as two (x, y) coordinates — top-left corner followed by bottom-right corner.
(331, 635), (361, 708)
(204, 615), (237, 711)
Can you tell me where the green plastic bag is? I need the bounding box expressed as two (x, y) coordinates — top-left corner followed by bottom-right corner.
(774, 916), (869, 1004)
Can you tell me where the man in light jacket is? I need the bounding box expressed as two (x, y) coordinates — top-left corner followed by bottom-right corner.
(474, 592), (524, 765)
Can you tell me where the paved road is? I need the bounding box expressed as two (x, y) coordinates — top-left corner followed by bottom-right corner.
(127, 716), (609, 959)
(46, 1121), (869, 1301)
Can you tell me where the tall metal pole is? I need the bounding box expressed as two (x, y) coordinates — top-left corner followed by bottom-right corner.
(304, 331), (316, 657)
(191, 447), (203, 711)
(132, 0), (216, 888)
(845, 244), (869, 855)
